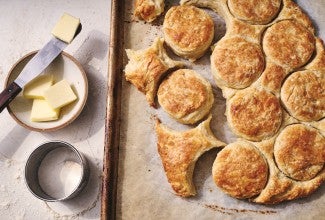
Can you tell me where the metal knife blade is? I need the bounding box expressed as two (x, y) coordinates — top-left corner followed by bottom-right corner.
(0, 37), (67, 113)
(15, 38), (67, 87)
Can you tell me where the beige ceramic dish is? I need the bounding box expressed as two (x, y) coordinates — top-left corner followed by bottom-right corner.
(5, 51), (88, 132)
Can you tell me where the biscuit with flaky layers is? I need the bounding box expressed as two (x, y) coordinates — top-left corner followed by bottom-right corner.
(158, 69), (214, 124)
(163, 5), (214, 62)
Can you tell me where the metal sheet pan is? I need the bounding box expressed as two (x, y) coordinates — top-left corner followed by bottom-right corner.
(102, 0), (325, 219)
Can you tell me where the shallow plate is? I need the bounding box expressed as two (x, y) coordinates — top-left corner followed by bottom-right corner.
(5, 51), (88, 132)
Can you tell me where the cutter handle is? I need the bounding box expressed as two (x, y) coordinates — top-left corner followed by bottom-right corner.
(0, 82), (22, 113)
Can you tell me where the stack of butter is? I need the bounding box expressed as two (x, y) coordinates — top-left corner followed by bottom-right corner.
(23, 75), (77, 122)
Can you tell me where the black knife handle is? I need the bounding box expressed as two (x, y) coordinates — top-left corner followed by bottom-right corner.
(0, 82), (22, 113)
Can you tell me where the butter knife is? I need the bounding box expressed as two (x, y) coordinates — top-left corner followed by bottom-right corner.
(0, 25), (81, 113)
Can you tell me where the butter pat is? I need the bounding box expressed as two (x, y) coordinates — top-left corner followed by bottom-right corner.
(31, 99), (60, 122)
(51, 13), (80, 43)
(23, 75), (54, 99)
(44, 80), (77, 109)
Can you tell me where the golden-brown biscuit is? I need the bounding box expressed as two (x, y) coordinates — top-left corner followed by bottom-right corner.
(281, 70), (325, 122)
(226, 88), (282, 141)
(134, 0), (164, 22)
(212, 141), (269, 199)
(253, 138), (325, 204)
(274, 124), (325, 181)
(156, 116), (225, 197)
(228, 0), (281, 24)
(125, 38), (184, 107)
(157, 69), (214, 124)
(163, 5), (214, 62)
(263, 20), (315, 70)
(211, 37), (265, 89)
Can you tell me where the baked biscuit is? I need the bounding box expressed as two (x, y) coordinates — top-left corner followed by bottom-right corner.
(134, 0), (164, 22)
(253, 139), (325, 204)
(163, 5), (214, 62)
(156, 116), (225, 197)
(211, 37), (265, 89)
(281, 70), (325, 122)
(274, 124), (325, 181)
(157, 69), (214, 124)
(125, 38), (184, 107)
(228, 0), (281, 24)
(226, 88), (282, 141)
(212, 141), (269, 199)
(263, 20), (315, 70)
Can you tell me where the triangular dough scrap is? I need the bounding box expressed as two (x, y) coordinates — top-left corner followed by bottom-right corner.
(155, 115), (226, 197)
(278, 0), (315, 34)
(125, 37), (184, 107)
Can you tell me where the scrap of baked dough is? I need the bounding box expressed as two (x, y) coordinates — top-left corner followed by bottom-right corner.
(125, 37), (184, 107)
(305, 38), (325, 72)
(156, 115), (226, 197)
(134, 0), (164, 22)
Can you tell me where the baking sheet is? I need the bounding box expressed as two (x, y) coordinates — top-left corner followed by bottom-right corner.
(115, 0), (325, 219)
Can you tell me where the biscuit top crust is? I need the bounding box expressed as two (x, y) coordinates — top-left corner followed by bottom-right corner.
(213, 141), (269, 199)
(281, 70), (325, 122)
(263, 20), (315, 69)
(211, 37), (265, 89)
(228, 0), (281, 24)
(227, 88), (282, 141)
(163, 5), (214, 51)
(158, 69), (212, 121)
(274, 124), (325, 181)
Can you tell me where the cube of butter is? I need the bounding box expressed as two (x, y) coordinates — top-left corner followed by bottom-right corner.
(23, 74), (54, 99)
(51, 13), (80, 43)
(44, 80), (77, 109)
(31, 99), (60, 122)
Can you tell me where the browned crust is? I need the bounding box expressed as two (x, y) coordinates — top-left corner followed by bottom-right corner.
(227, 88), (282, 141)
(253, 133), (325, 204)
(279, 0), (315, 34)
(157, 69), (213, 124)
(263, 20), (315, 70)
(213, 141), (269, 199)
(156, 116), (225, 197)
(260, 61), (288, 93)
(211, 37), (265, 89)
(306, 38), (325, 71)
(134, 0), (164, 22)
(274, 124), (325, 181)
(281, 70), (325, 122)
(125, 38), (183, 107)
(228, 0), (281, 24)
(226, 19), (265, 43)
(163, 5), (214, 60)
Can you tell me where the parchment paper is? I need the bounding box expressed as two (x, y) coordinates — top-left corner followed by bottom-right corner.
(117, 1), (325, 219)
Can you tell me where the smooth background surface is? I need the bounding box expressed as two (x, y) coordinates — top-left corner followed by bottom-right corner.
(0, 1), (110, 219)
